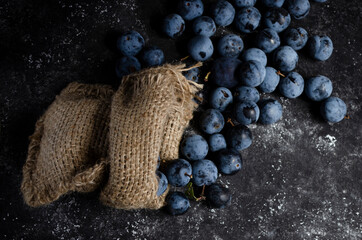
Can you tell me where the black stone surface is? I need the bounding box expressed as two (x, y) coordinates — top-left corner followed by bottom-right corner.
(1, 0), (361, 239)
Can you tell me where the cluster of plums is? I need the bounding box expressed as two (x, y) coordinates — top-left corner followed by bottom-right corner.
(115, 0), (347, 215)
(115, 31), (165, 78)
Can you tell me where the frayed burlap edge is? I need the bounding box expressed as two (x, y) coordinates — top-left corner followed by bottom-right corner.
(100, 63), (203, 210)
(159, 62), (203, 162)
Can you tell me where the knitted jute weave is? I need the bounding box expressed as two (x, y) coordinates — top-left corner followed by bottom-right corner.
(100, 63), (203, 209)
(21, 82), (114, 207)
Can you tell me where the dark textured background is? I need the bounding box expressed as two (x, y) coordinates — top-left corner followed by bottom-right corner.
(1, 0), (361, 239)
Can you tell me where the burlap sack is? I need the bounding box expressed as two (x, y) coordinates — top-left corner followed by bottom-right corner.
(100, 63), (203, 210)
(21, 82), (114, 207)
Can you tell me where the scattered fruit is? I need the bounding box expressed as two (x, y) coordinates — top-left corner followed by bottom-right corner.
(320, 97), (347, 123)
(205, 184), (232, 208)
(255, 28), (281, 53)
(308, 35), (334, 61)
(188, 35), (214, 61)
(287, 0), (311, 20)
(192, 16), (216, 37)
(258, 99), (283, 124)
(211, 0), (236, 27)
(235, 7), (261, 33)
(199, 109), (225, 134)
(241, 48), (267, 67)
(116, 0), (347, 215)
(283, 27), (308, 51)
(140, 46), (165, 67)
(264, 7), (291, 33)
(117, 30), (145, 56)
(208, 133), (227, 152)
(215, 149), (243, 175)
(226, 125), (253, 151)
(192, 160), (218, 186)
(178, 0), (204, 21)
(163, 14), (186, 39)
(156, 171), (168, 196)
(217, 34), (244, 58)
(166, 159), (192, 187)
(166, 192), (191, 215)
(181, 135), (209, 161)
(273, 46), (299, 72)
(305, 75), (333, 101)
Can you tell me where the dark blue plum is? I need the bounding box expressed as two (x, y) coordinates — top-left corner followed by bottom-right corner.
(208, 134), (227, 152)
(177, 0), (204, 21)
(258, 99), (283, 124)
(312, 0), (327, 2)
(305, 76), (333, 101)
(188, 36), (214, 61)
(255, 28), (281, 53)
(217, 34), (244, 58)
(192, 16), (216, 37)
(238, 60), (266, 87)
(211, 0), (235, 27)
(211, 57), (242, 88)
(234, 0), (256, 7)
(156, 171), (168, 196)
(234, 101), (260, 125)
(264, 8), (291, 33)
(320, 97), (347, 123)
(183, 67), (200, 83)
(283, 27), (308, 51)
(261, 0), (285, 7)
(140, 46), (165, 67)
(235, 7), (261, 33)
(226, 125), (253, 151)
(166, 159), (192, 187)
(115, 56), (141, 78)
(279, 72), (304, 98)
(234, 86), (260, 103)
(200, 109), (225, 134)
(259, 67), (280, 93)
(210, 87), (233, 112)
(273, 46), (299, 72)
(206, 184), (231, 208)
(117, 31), (145, 56)
(308, 35), (333, 61)
(163, 14), (185, 39)
(216, 149), (242, 175)
(181, 135), (209, 161)
(241, 48), (267, 66)
(287, 0), (311, 19)
(192, 160), (218, 186)
(166, 192), (190, 215)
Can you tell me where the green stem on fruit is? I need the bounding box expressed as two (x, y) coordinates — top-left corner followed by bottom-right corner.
(277, 70), (285, 78)
(180, 55), (189, 61)
(185, 182), (206, 201)
(195, 185), (206, 201)
(227, 118), (235, 127)
(184, 173), (193, 179)
(204, 72), (211, 82)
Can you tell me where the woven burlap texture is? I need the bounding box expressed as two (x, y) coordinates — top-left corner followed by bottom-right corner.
(100, 63), (203, 210)
(21, 82), (114, 207)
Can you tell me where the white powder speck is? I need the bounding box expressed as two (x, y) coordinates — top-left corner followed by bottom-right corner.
(314, 135), (337, 154)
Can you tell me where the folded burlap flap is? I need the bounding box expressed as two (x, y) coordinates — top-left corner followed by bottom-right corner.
(21, 82), (114, 207)
(100, 63), (203, 210)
